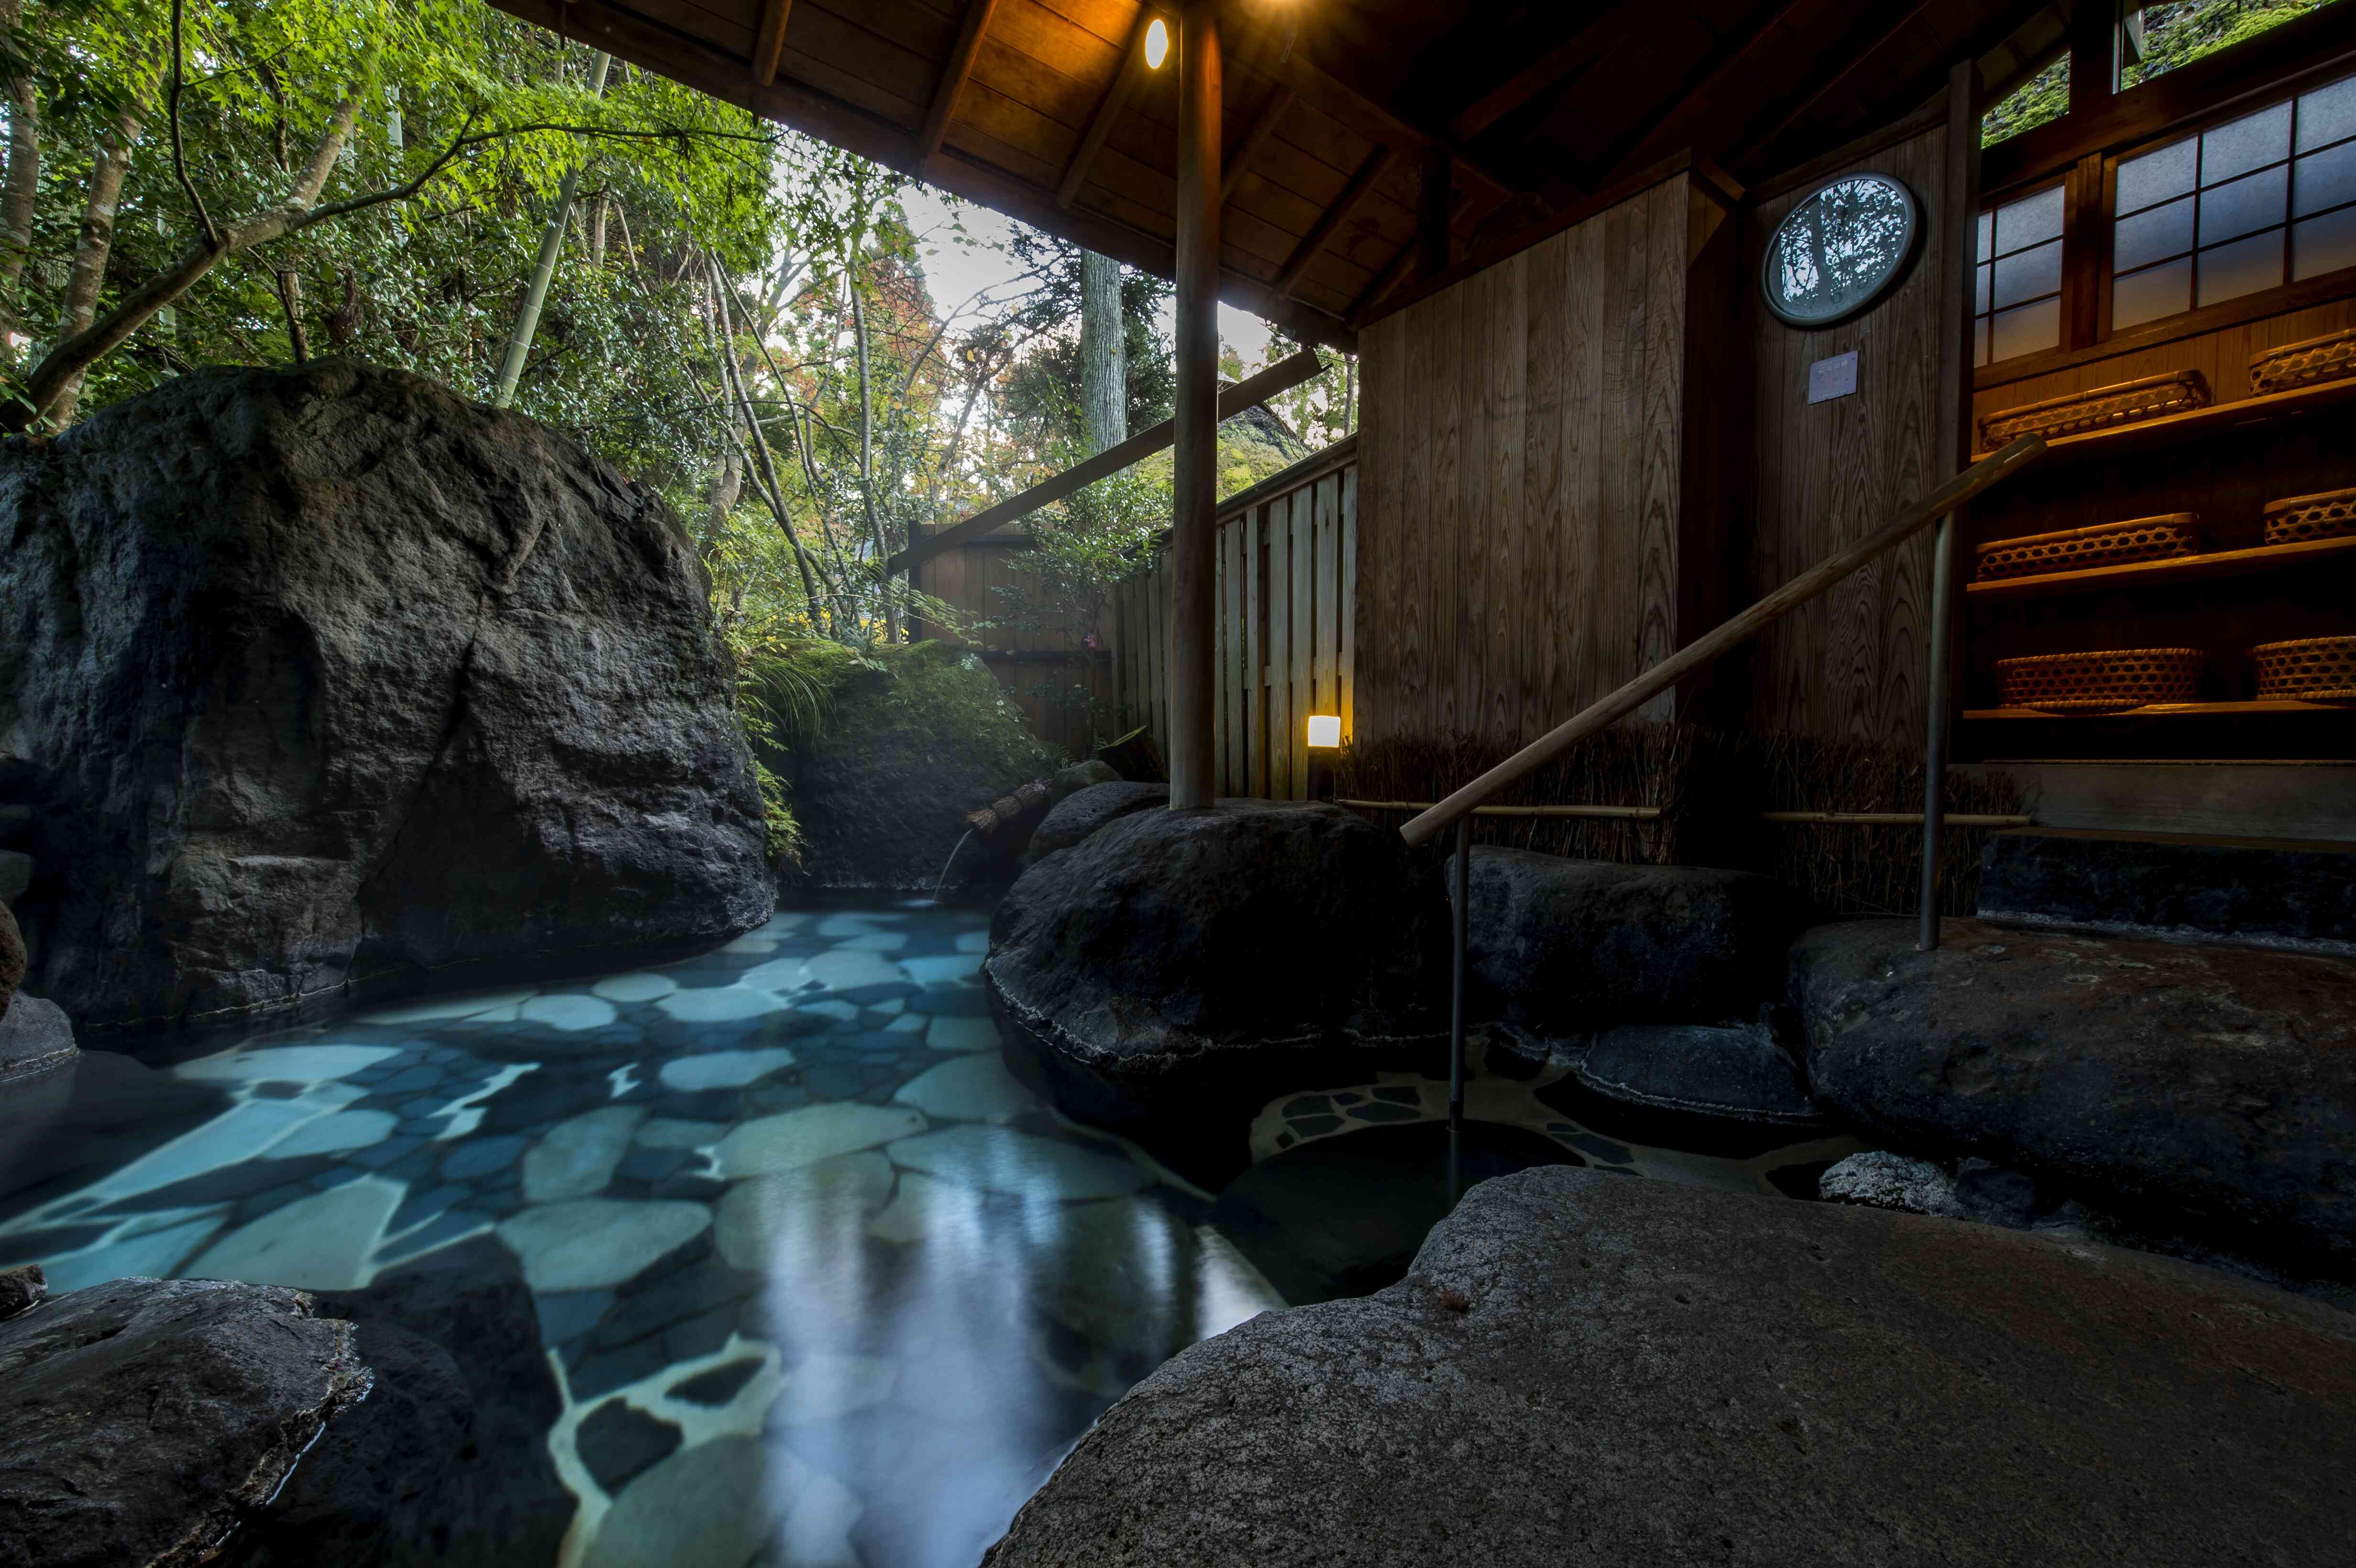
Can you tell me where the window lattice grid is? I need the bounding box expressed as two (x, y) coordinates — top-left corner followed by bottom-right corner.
(1974, 183), (2066, 366)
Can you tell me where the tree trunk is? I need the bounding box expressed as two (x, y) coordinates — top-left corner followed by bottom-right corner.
(0, 0), (39, 365)
(706, 442), (744, 545)
(587, 189), (609, 267)
(47, 101), (148, 426)
(849, 268), (896, 641)
(1079, 248), (1127, 455)
(491, 50), (611, 407)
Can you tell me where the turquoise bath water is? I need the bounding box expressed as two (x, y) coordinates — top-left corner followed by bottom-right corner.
(0, 899), (1853, 1566)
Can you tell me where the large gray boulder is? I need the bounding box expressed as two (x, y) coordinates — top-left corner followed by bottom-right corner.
(1565, 1021), (1822, 1124)
(0, 361), (771, 1035)
(1793, 917), (2356, 1279)
(0, 1276), (372, 1568)
(0, 901), (20, 1020)
(1455, 848), (1795, 1032)
(988, 801), (1449, 1180)
(1023, 781), (1167, 864)
(986, 1166), (2356, 1567)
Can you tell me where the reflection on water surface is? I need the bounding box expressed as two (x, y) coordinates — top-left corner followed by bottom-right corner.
(0, 898), (1848, 1566)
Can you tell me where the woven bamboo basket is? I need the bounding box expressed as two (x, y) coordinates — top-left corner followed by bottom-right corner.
(1995, 648), (2205, 714)
(2248, 327), (2356, 396)
(2251, 636), (2356, 703)
(2262, 486), (2356, 546)
(1975, 370), (2209, 452)
(1974, 514), (2201, 580)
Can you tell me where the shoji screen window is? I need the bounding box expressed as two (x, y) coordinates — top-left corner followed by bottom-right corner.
(2112, 73), (2356, 331)
(1974, 184), (2065, 365)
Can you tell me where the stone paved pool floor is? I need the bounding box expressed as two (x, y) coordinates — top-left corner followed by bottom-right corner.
(0, 900), (1853, 1567)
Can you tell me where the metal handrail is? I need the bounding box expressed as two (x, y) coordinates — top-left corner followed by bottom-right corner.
(1409, 433), (2048, 1126)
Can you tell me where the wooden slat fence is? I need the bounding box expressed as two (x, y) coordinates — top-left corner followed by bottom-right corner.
(1114, 437), (1358, 798)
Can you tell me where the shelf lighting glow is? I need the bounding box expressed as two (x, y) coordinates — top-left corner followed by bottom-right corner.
(1306, 715), (1341, 749)
(1145, 16), (1170, 69)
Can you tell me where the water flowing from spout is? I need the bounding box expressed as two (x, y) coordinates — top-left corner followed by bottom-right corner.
(934, 828), (977, 904)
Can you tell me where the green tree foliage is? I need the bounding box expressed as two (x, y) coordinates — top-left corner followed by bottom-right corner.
(1985, 2), (2335, 146)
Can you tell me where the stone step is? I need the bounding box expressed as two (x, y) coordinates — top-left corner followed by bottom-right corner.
(1977, 826), (2356, 956)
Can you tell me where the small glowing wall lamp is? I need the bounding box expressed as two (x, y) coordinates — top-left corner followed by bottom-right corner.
(1306, 715), (1340, 799)
(1145, 16), (1170, 69)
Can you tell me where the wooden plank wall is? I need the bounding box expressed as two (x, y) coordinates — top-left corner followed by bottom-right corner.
(912, 534), (1113, 756)
(1353, 174), (1703, 747)
(1740, 125), (1953, 747)
(1114, 461), (1359, 798)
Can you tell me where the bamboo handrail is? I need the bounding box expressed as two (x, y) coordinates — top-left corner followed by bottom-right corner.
(1397, 435), (2048, 849)
(1340, 801), (2033, 827)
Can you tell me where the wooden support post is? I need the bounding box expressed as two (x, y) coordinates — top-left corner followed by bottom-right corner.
(1920, 55), (1985, 952)
(1170, 0), (1221, 811)
(2068, 0), (2120, 116)
(751, 0), (793, 86)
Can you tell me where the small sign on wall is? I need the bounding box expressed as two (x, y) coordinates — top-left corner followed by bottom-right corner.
(1807, 350), (1859, 404)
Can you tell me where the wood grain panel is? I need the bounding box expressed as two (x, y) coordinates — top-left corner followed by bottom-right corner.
(1742, 121), (1952, 746)
(1246, 508), (1268, 796)
(1352, 170), (1710, 749)
(1340, 469), (1359, 741)
(1265, 495), (1292, 798)
(1290, 491), (1314, 797)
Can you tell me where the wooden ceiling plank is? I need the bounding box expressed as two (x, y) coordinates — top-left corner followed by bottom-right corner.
(1744, 0), (1942, 165)
(1579, 0), (1810, 185)
(1220, 84), (1296, 204)
(753, 0), (795, 83)
(917, 0), (1003, 156)
(1446, 7), (1624, 143)
(1275, 144), (1400, 294)
(1057, 5), (1157, 206)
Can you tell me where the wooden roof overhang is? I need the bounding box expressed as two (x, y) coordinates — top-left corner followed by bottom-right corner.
(486, 0), (2053, 349)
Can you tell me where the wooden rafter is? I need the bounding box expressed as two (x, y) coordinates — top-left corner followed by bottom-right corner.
(1276, 144), (1398, 294)
(1058, 6), (1159, 208)
(917, 0), (1000, 162)
(1348, 185), (1469, 325)
(488, 0), (1357, 350)
(1221, 85), (1296, 205)
(1589, 0), (1810, 184)
(1745, 0), (1943, 166)
(1260, 20), (1521, 204)
(1445, 6), (1625, 144)
(750, 0), (793, 87)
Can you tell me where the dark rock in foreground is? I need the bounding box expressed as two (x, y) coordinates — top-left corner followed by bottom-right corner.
(1978, 826), (2356, 956)
(1023, 781), (1167, 864)
(988, 801), (1449, 1180)
(986, 1166), (2356, 1568)
(0, 902), (21, 1019)
(0, 361), (772, 1034)
(0, 993), (75, 1084)
(1456, 848), (1794, 1030)
(229, 1238), (573, 1568)
(1794, 917), (2356, 1279)
(0, 1276), (371, 1568)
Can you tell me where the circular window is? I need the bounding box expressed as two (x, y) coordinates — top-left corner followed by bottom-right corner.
(1760, 173), (1921, 328)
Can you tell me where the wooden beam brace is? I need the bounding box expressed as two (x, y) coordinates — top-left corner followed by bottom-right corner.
(1276, 144), (1397, 296)
(751, 0), (792, 86)
(1447, 8), (1622, 143)
(1598, 0), (1809, 181)
(917, 0), (999, 162)
(1220, 84), (1296, 204)
(1745, 0), (1941, 166)
(1059, 6), (1159, 208)
(887, 350), (1326, 575)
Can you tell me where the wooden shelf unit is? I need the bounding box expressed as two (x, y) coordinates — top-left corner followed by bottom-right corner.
(1965, 700), (2353, 720)
(1976, 375), (2356, 466)
(1965, 534), (2356, 600)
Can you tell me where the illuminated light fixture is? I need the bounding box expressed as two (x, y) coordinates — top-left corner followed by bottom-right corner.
(1306, 715), (1342, 749)
(1145, 16), (1170, 69)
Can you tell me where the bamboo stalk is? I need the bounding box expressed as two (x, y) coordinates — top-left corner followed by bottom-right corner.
(1397, 436), (2048, 848)
(1342, 801), (2029, 827)
(1337, 799), (1662, 819)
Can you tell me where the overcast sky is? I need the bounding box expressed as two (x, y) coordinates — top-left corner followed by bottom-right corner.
(899, 185), (1280, 370)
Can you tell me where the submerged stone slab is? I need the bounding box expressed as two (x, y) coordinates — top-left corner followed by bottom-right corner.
(1564, 1022), (1823, 1125)
(0, 1276), (371, 1567)
(988, 801), (1450, 1180)
(1978, 827), (2356, 956)
(1454, 848), (1795, 1029)
(493, 1199), (711, 1293)
(1793, 917), (2356, 1278)
(985, 1166), (2356, 1568)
